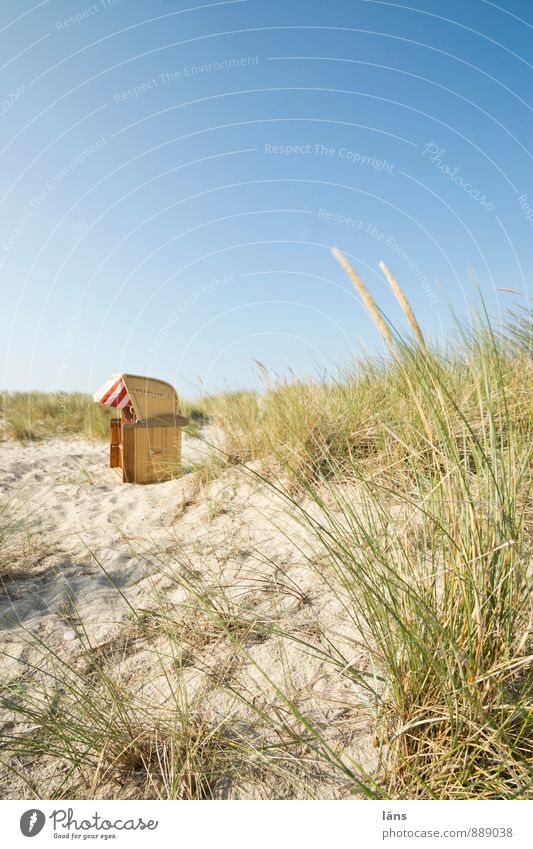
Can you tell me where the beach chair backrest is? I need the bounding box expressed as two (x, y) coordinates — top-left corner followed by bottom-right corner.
(121, 373), (179, 421)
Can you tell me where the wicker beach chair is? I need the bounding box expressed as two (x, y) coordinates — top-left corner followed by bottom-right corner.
(94, 373), (188, 483)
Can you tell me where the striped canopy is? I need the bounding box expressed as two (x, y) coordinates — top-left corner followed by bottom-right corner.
(93, 375), (131, 409)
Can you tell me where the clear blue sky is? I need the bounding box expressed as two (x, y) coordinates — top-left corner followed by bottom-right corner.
(1, 0), (531, 397)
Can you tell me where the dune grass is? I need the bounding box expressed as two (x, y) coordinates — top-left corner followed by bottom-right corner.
(1, 391), (206, 442)
(191, 299), (532, 798)
(254, 328), (532, 799)
(200, 318), (531, 486)
(1, 391), (112, 442)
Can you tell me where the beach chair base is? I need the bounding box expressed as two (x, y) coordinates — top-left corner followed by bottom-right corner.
(109, 418), (183, 484)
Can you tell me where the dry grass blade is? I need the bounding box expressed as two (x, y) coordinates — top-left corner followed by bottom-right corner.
(332, 247), (393, 345)
(378, 260), (426, 348)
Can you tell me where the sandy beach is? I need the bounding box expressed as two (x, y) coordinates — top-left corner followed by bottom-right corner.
(0, 434), (375, 798)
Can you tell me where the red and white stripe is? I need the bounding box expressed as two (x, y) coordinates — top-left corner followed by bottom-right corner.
(93, 375), (130, 409)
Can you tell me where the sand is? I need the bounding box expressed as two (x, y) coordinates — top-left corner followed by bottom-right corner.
(0, 433), (375, 799)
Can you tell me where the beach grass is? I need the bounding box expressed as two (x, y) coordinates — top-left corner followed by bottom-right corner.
(1, 391), (112, 442)
(252, 328), (532, 799)
(186, 287), (532, 798)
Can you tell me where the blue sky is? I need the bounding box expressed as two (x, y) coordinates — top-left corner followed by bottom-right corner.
(1, 0), (531, 397)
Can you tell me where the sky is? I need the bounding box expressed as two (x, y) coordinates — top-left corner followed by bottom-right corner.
(0, 0), (531, 398)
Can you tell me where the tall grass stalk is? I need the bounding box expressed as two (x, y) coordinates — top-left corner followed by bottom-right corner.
(331, 248), (393, 344)
(378, 260), (426, 348)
